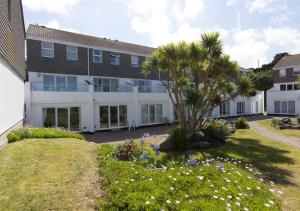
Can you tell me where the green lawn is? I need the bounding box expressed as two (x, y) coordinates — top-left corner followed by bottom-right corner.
(257, 119), (300, 138)
(0, 138), (100, 211)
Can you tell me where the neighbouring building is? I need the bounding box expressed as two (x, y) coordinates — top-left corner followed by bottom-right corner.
(0, 0), (26, 137)
(25, 25), (264, 132)
(267, 54), (300, 116)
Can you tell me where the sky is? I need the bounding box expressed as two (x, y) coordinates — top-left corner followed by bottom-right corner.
(22, 0), (300, 68)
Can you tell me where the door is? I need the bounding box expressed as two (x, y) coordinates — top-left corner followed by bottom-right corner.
(100, 106), (109, 128)
(57, 108), (68, 129)
(110, 106), (118, 127)
(70, 107), (80, 130)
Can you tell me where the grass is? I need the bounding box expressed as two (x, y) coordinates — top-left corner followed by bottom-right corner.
(256, 119), (300, 138)
(0, 138), (99, 210)
(98, 141), (280, 210)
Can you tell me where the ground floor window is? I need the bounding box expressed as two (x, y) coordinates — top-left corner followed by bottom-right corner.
(99, 105), (127, 128)
(274, 101), (295, 114)
(237, 102), (245, 115)
(251, 101), (259, 113)
(43, 107), (80, 130)
(219, 102), (230, 116)
(141, 104), (163, 124)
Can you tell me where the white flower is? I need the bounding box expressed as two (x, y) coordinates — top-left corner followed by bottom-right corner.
(185, 194), (189, 198)
(226, 203), (231, 207)
(213, 195), (218, 199)
(244, 207), (249, 211)
(238, 193), (243, 196)
(170, 187), (174, 191)
(146, 201), (150, 205)
(278, 190), (283, 194)
(220, 197), (225, 201)
(214, 190), (219, 193)
(236, 197), (241, 200)
(149, 178), (153, 181)
(151, 196), (154, 200)
(198, 176), (204, 180)
(225, 178), (231, 183)
(235, 202), (240, 206)
(176, 200), (180, 204)
(246, 187), (251, 190)
(166, 200), (171, 204)
(168, 175), (172, 178)
(269, 200), (274, 204)
(269, 189), (275, 192)
(227, 195), (232, 199)
(125, 182), (129, 184)
(210, 184), (214, 187)
(189, 200), (193, 204)
(265, 203), (270, 207)
(186, 172), (190, 175)
(115, 181), (119, 184)
(130, 179), (135, 182)
(118, 188), (122, 191)
(256, 186), (261, 190)
(173, 178), (177, 181)
(247, 177), (251, 179)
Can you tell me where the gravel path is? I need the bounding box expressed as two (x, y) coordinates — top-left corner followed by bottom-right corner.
(249, 121), (300, 149)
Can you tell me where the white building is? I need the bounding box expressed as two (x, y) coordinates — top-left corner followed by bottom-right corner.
(25, 25), (264, 132)
(0, 0), (26, 139)
(267, 54), (300, 116)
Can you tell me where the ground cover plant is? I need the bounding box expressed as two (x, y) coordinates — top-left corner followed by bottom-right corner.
(97, 139), (281, 210)
(7, 127), (83, 142)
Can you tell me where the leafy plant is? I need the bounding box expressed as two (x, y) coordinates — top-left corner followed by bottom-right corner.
(297, 116), (300, 124)
(7, 128), (83, 143)
(202, 119), (233, 143)
(235, 117), (249, 129)
(113, 141), (141, 161)
(271, 118), (279, 128)
(166, 127), (189, 150)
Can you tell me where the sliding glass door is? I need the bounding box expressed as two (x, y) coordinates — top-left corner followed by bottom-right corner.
(43, 108), (55, 127)
(141, 104), (163, 124)
(99, 105), (127, 128)
(70, 107), (80, 130)
(57, 108), (68, 129)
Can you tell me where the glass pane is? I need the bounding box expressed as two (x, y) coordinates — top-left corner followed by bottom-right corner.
(141, 105), (148, 124)
(42, 42), (53, 49)
(70, 107), (80, 131)
(67, 76), (77, 91)
(119, 105), (127, 126)
(43, 75), (55, 91)
(110, 106), (118, 127)
(103, 79), (110, 92)
(282, 101), (287, 113)
(111, 79), (119, 92)
(156, 104), (162, 123)
(57, 108), (68, 129)
(67, 52), (78, 60)
(56, 76), (66, 91)
(149, 105), (156, 123)
(274, 101), (280, 113)
(43, 108), (55, 127)
(288, 101), (295, 114)
(100, 106), (109, 128)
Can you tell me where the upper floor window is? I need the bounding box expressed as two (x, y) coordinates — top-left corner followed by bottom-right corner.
(66, 45), (78, 61)
(93, 49), (102, 63)
(293, 67), (300, 76)
(279, 69), (286, 77)
(110, 53), (120, 65)
(131, 55), (139, 67)
(280, 84), (286, 91)
(41, 41), (54, 58)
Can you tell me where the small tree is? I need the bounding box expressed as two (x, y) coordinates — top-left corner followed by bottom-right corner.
(142, 32), (254, 137)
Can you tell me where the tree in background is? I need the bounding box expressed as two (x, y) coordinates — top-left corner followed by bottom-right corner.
(143, 32), (254, 137)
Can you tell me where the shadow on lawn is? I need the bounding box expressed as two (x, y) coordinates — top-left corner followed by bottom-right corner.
(201, 137), (296, 186)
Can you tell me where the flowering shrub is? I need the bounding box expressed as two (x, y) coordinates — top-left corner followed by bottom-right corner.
(113, 141), (141, 161)
(98, 145), (281, 210)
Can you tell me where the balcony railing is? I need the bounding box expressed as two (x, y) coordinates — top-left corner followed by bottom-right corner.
(138, 85), (167, 93)
(31, 82), (89, 92)
(94, 84), (133, 92)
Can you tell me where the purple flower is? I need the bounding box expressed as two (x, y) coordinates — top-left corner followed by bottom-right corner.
(188, 159), (197, 166)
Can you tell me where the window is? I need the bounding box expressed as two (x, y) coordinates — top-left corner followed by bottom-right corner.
(43, 75), (77, 91)
(67, 76), (77, 91)
(99, 105), (127, 128)
(66, 45), (78, 60)
(279, 69), (286, 77)
(287, 84), (293, 91)
(274, 101), (281, 114)
(110, 53), (120, 65)
(94, 78), (119, 92)
(43, 107), (80, 130)
(133, 80), (152, 92)
(41, 41), (54, 58)
(288, 101), (295, 114)
(274, 101), (295, 114)
(131, 55), (139, 67)
(93, 49), (102, 63)
(293, 68), (300, 76)
(237, 102), (245, 115)
(43, 75), (55, 91)
(294, 84), (300, 90)
(280, 84), (287, 91)
(220, 102), (230, 116)
(141, 104), (163, 124)
(282, 101), (287, 114)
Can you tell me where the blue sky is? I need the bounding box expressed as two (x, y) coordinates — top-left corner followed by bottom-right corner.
(23, 0), (300, 68)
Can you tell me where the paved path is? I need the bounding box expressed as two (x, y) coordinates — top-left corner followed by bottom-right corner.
(249, 121), (300, 149)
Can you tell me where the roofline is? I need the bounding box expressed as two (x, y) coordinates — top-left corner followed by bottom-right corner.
(26, 35), (153, 57)
(20, 0), (26, 36)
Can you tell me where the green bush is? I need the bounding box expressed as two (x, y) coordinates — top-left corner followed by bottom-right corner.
(271, 118), (279, 128)
(7, 128), (83, 143)
(235, 117), (249, 129)
(202, 119), (233, 143)
(297, 116), (300, 124)
(165, 127), (189, 150)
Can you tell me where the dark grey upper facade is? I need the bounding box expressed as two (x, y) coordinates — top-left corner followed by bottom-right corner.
(27, 25), (162, 80)
(0, 0), (26, 79)
(273, 54), (300, 83)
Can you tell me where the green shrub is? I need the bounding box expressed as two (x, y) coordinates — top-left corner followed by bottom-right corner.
(235, 117), (249, 129)
(165, 127), (189, 150)
(297, 116), (300, 124)
(113, 141), (141, 161)
(271, 118), (279, 128)
(202, 119), (233, 143)
(7, 128), (83, 143)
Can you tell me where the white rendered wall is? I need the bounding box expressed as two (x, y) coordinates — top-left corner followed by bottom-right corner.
(0, 58), (24, 135)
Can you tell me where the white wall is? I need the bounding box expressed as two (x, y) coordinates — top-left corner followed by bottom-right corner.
(0, 58), (24, 135)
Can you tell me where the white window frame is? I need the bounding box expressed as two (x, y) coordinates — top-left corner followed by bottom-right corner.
(279, 69), (286, 77)
(66, 45), (78, 61)
(110, 53), (120, 65)
(131, 55), (139, 67)
(93, 49), (102, 63)
(41, 41), (54, 58)
(293, 67), (300, 76)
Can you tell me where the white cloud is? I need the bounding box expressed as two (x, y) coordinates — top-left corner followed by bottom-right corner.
(45, 20), (79, 33)
(22, 0), (80, 14)
(127, 0), (205, 46)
